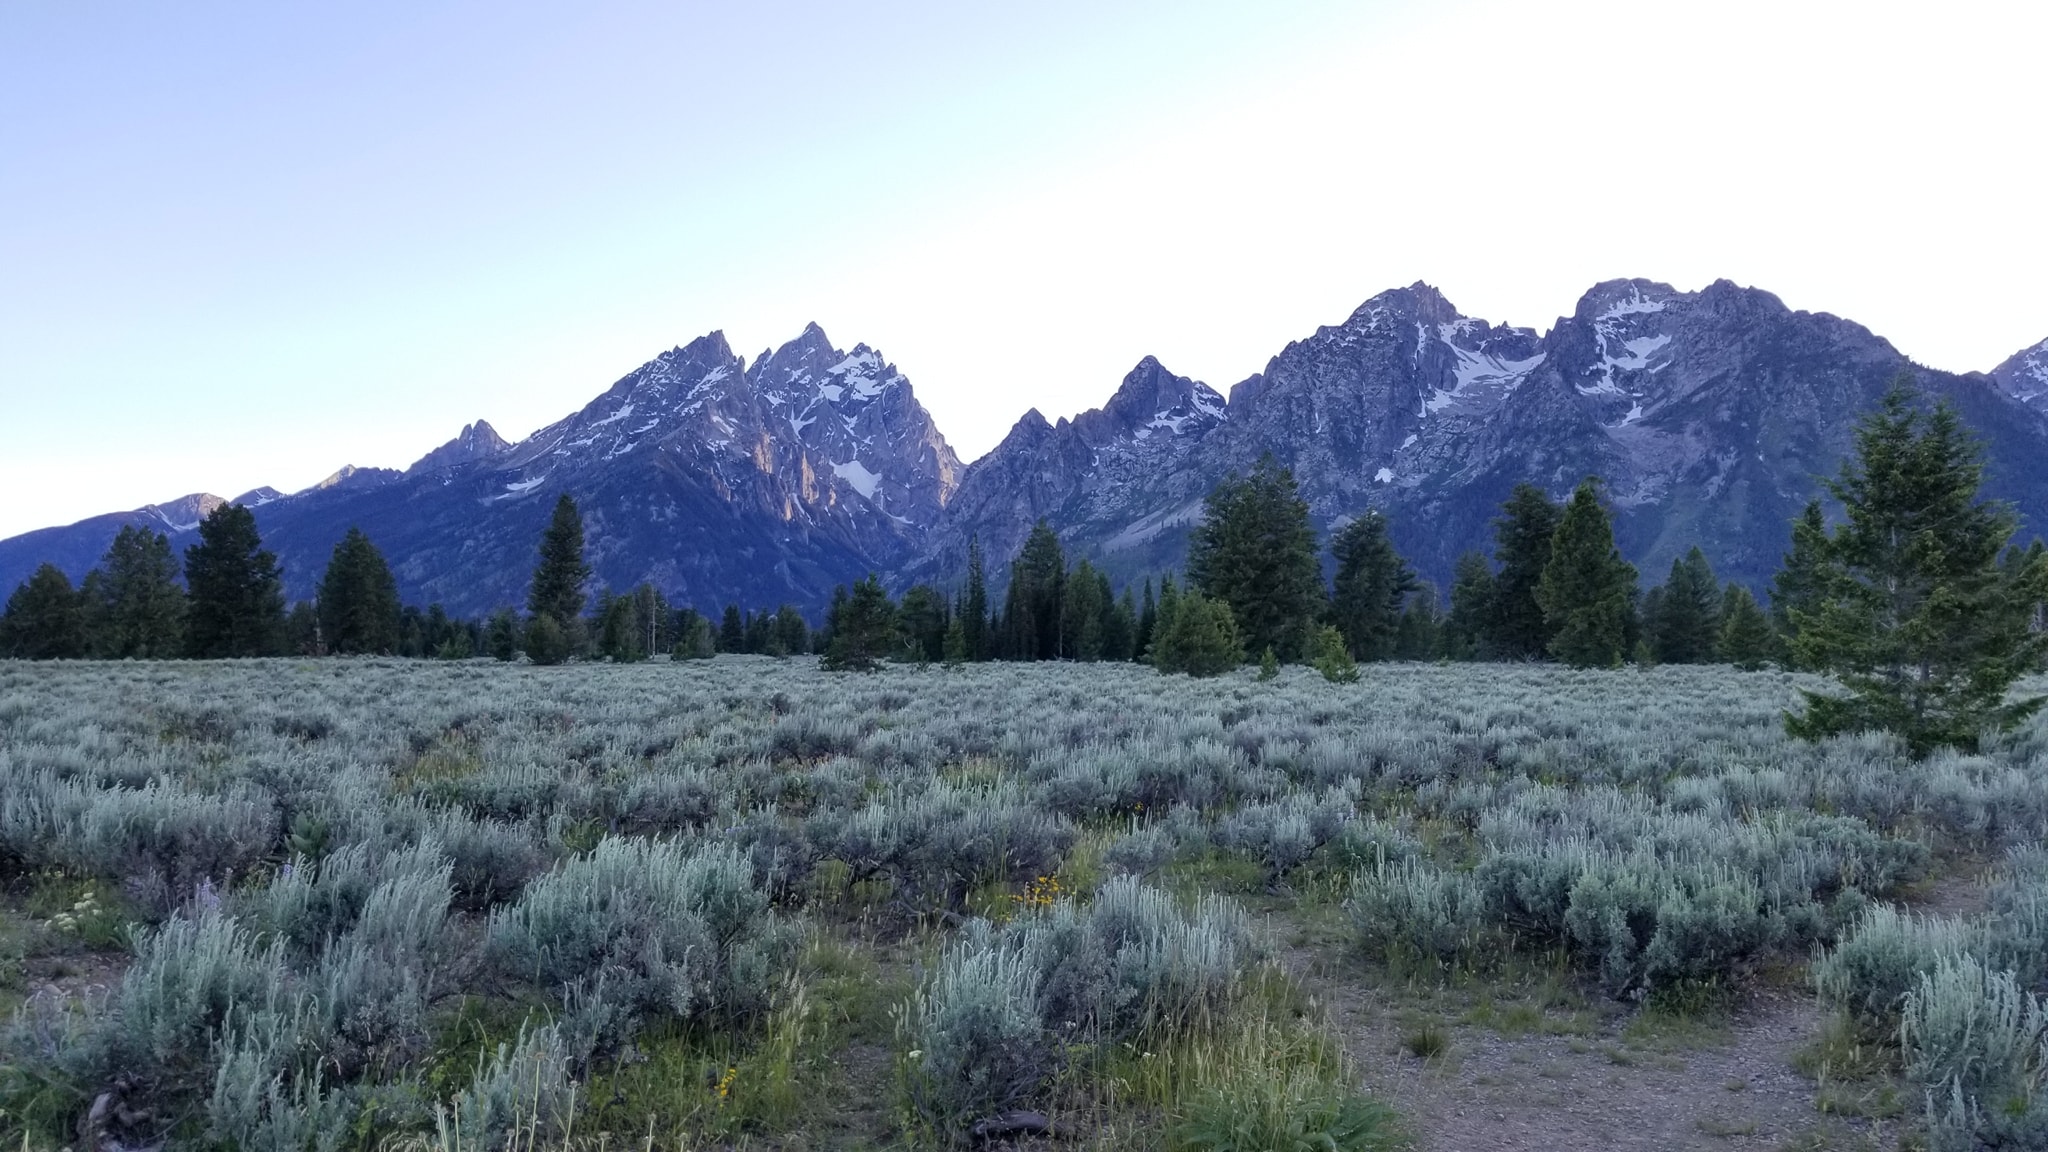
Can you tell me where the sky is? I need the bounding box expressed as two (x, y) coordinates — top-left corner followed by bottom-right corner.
(2, 0), (2043, 539)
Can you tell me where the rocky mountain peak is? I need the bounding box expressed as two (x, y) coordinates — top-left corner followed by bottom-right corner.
(407, 420), (510, 477)
(1993, 337), (2048, 413)
(1086, 357), (1227, 445)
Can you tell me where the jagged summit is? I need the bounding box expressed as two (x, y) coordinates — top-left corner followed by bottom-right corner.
(1993, 338), (2048, 414)
(408, 421), (510, 477)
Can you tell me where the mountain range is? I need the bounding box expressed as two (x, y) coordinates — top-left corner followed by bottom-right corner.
(5, 280), (2046, 618)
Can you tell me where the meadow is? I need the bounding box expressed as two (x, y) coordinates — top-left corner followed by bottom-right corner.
(2, 656), (2045, 1151)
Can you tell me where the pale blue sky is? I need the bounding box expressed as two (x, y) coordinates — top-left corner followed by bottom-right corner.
(3, 0), (2043, 538)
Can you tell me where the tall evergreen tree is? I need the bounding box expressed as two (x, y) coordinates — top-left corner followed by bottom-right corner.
(1717, 585), (1775, 671)
(719, 604), (746, 654)
(1008, 521), (1066, 660)
(1488, 484), (1563, 659)
(1151, 591), (1243, 677)
(0, 564), (87, 659)
(184, 503), (287, 658)
(1134, 579), (1158, 662)
(1443, 551), (1495, 660)
(963, 536), (989, 661)
(822, 575), (897, 672)
(1769, 500), (1830, 668)
(1651, 546), (1722, 664)
(1395, 585), (1442, 661)
(486, 609), (520, 661)
(1328, 511), (1417, 661)
(595, 589), (648, 662)
(1104, 586), (1138, 662)
(526, 494), (591, 639)
(898, 584), (949, 663)
(81, 526), (186, 658)
(317, 527), (402, 655)
(1536, 479), (1638, 668)
(1784, 381), (2048, 754)
(1062, 560), (1107, 660)
(773, 605), (810, 657)
(1186, 455), (1323, 662)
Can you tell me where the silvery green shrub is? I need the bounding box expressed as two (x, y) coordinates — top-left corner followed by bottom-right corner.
(1350, 858), (1487, 964)
(807, 782), (1074, 911)
(436, 1023), (577, 1151)
(1215, 785), (1357, 875)
(487, 838), (795, 1048)
(1900, 954), (2048, 1151)
(1814, 904), (1978, 1027)
(900, 936), (1052, 1137)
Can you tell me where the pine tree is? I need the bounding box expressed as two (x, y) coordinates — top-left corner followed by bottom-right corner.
(317, 527), (402, 655)
(1443, 551), (1494, 660)
(1186, 455), (1324, 661)
(1008, 521), (1066, 660)
(0, 564), (87, 659)
(773, 605), (810, 658)
(1536, 479), (1637, 669)
(941, 616), (968, 667)
(526, 495), (591, 635)
(898, 585), (949, 663)
(524, 613), (570, 665)
(823, 574), (897, 672)
(718, 604), (746, 654)
(486, 609), (520, 661)
(1717, 585), (1775, 671)
(184, 503), (287, 658)
(1329, 511), (1416, 661)
(595, 590), (647, 662)
(963, 536), (989, 661)
(1062, 560), (1107, 660)
(1104, 586), (1137, 662)
(1395, 585), (1443, 661)
(1784, 381), (2048, 755)
(81, 526), (186, 658)
(1135, 579), (1158, 662)
(1488, 484), (1563, 659)
(1651, 546), (1721, 664)
(1769, 500), (1830, 668)
(1151, 591), (1243, 677)
(284, 601), (321, 656)
(1308, 622), (1360, 684)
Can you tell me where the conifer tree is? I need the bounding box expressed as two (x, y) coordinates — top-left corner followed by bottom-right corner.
(1009, 521), (1066, 660)
(1443, 552), (1494, 660)
(317, 527), (402, 655)
(1651, 546), (1722, 664)
(1488, 484), (1563, 659)
(524, 613), (570, 665)
(718, 604), (745, 654)
(1770, 501), (1830, 667)
(486, 610), (520, 661)
(773, 605), (809, 657)
(1186, 455), (1323, 661)
(1716, 585), (1774, 671)
(81, 526), (186, 658)
(941, 616), (968, 667)
(963, 536), (989, 661)
(822, 574), (897, 672)
(1062, 560), (1107, 660)
(1308, 622), (1360, 684)
(1151, 591), (1243, 677)
(1135, 578), (1158, 661)
(1104, 586), (1138, 662)
(0, 564), (87, 659)
(1329, 511), (1417, 661)
(595, 590), (647, 662)
(527, 495), (591, 634)
(284, 601), (322, 656)
(1784, 381), (2048, 754)
(1536, 479), (1637, 668)
(184, 503), (287, 658)
(898, 585), (949, 663)
(1395, 585), (1443, 661)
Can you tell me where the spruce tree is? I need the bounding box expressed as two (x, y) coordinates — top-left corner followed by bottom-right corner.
(527, 494), (591, 649)
(1784, 381), (2048, 754)
(184, 503), (287, 658)
(822, 574), (897, 672)
(1329, 511), (1416, 661)
(1186, 455), (1323, 661)
(773, 605), (810, 657)
(82, 526), (186, 658)
(1536, 478), (1637, 668)
(1104, 586), (1138, 662)
(486, 610), (520, 661)
(1717, 585), (1775, 671)
(1395, 585), (1442, 661)
(963, 536), (989, 661)
(1488, 484), (1563, 659)
(1443, 551), (1495, 660)
(1308, 622), (1360, 684)
(898, 585), (949, 663)
(719, 604), (745, 654)
(941, 616), (968, 667)
(1010, 521), (1066, 660)
(1769, 501), (1830, 667)
(1652, 546), (1722, 664)
(0, 564), (87, 659)
(1151, 591), (1243, 678)
(317, 527), (402, 655)
(1136, 579), (1158, 662)
(524, 613), (570, 665)
(1062, 560), (1106, 660)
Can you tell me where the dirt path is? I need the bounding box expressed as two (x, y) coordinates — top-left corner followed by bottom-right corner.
(1293, 953), (1903, 1152)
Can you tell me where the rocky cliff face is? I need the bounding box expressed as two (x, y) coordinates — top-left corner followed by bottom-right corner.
(924, 280), (2048, 595)
(4, 284), (2044, 617)
(1992, 338), (2048, 415)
